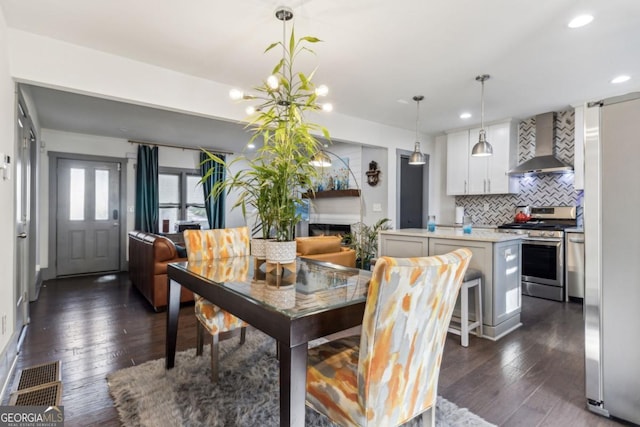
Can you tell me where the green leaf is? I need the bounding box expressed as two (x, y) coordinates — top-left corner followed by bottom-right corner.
(301, 36), (321, 43)
(264, 42), (279, 53)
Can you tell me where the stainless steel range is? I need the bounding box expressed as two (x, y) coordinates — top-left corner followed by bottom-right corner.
(497, 206), (577, 301)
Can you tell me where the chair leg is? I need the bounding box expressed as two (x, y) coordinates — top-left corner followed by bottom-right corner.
(240, 326), (246, 345)
(422, 406), (435, 427)
(196, 321), (204, 356)
(210, 333), (219, 383)
(461, 283), (469, 347)
(475, 279), (484, 337)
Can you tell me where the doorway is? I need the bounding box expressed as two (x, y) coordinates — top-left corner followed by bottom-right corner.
(53, 156), (122, 276)
(15, 97), (34, 332)
(397, 150), (429, 229)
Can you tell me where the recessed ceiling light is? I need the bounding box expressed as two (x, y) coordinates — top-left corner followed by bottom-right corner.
(460, 112), (472, 119)
(247, 142), (255, 149)
(568, 14), (593, 29)
(611, 75), (631, 84)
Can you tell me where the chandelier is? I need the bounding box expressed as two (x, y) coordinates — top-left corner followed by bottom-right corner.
(229, 6), (332, 131)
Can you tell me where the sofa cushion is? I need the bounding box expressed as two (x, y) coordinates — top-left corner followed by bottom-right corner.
(296, 235), (342, 255)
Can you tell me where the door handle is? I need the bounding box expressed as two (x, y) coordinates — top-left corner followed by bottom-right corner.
(569, 238), (585, 243)
(17, 232), (27, 239)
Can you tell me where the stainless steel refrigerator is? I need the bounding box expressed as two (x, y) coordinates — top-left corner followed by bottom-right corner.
(584, 92), (640, 424)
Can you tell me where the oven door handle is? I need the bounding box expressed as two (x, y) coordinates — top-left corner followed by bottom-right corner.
(523, 238), (563, 245)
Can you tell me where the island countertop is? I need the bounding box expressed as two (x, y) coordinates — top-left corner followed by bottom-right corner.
(380, 228), (522, 243)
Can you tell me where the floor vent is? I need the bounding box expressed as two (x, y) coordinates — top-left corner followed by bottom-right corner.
(9, 361), (62, 406)
(9, 382), (63, 406)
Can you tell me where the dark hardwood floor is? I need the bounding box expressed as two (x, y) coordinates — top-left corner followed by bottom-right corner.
(5, 272), (626, 426)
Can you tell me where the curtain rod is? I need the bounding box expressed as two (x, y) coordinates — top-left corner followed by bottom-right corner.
(128, 139), (233, 155)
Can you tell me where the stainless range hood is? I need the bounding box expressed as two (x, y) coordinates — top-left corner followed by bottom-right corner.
(508, 112), (573, 175)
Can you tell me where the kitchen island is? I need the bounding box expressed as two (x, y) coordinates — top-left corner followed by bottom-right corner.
(379, 228), (522, 340)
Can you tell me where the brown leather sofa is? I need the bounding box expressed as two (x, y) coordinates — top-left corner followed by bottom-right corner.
(128, 231), (194, 311)
(295, 235), (356, 268)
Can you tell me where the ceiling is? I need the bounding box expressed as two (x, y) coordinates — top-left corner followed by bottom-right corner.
(3, 0), (640, 151)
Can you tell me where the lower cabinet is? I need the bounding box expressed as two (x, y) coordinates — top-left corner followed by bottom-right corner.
(378, 231), (522, 340)
(378, 233), (429, 258)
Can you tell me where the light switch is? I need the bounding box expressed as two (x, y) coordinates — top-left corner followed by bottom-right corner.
(373, 203), (382, 212)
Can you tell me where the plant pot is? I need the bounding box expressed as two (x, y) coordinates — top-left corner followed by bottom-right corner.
(251, 238), (274, 260)
(264, 283), (296, 309)
(265, 240), (297, 264)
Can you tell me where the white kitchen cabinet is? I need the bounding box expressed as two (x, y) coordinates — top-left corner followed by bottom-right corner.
(446, 120), (519, 195)
(446, 129), (470, 195)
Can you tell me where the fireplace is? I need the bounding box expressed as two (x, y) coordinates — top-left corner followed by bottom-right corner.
(308, 223), (351, 237)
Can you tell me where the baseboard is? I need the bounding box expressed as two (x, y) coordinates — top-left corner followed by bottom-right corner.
(41, 267), (55, 281)
(0, 330), (20, 404)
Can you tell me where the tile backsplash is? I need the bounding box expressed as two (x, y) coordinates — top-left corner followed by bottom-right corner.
(455, 110), (582, 225)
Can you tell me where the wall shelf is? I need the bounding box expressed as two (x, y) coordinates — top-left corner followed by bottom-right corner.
(303, 189), (361, 199)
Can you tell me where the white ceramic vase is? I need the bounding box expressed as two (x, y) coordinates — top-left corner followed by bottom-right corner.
(251, 238), (274, 260)
(265, 240), (297, 264)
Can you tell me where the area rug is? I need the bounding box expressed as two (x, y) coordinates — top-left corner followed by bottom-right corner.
(107, 329), (494, 426)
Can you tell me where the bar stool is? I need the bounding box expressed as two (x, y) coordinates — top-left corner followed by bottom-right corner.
(448, 268), (483, 347)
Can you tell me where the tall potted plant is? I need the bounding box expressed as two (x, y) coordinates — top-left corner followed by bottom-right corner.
(202, 19), (331, 265)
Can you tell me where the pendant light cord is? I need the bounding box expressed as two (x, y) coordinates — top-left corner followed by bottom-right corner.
(415, 98), (420, 142)
(480, 79), (485, 130)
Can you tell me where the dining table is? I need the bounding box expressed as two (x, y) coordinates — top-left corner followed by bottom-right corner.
(165, 256), (372, 427)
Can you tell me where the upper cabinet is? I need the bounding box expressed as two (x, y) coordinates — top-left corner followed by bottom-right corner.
(446, 120), (519, 196)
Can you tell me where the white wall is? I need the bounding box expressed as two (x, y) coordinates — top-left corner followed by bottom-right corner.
(432, 134), (456, 223)
(0, 6), (16, 388)
(6, 29), (441, 227)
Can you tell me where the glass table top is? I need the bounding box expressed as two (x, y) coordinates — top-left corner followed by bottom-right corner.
(171, 256), (372, 318)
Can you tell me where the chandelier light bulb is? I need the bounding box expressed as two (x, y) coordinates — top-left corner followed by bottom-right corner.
(247, 142), (256, 149)
(229, 89), (244, 100)
(315, 85), (329, 97)
(322, 103), (333, 112)
(267, 75), (279, 89)
(245, 105), (256, 115)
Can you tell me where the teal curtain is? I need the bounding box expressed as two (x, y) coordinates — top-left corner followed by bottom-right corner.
(200, 152), (226, 229)
(135, 145), (159, 232)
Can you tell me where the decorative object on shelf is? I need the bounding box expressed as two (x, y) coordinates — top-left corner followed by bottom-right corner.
(310, 149), (363, 225)
(471, 74), (493, 157)
(310, 153), (350, 192)
(366, 161), (380, 186)
(409, 95), (426, 165)
(202, 5), (331, 250)
(345, 218), (391, 270)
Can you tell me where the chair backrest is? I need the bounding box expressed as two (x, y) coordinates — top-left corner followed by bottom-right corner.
(183, 227), (250, 262)
(358, 248), (471, 426)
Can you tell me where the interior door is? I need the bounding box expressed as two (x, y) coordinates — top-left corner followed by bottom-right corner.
(15, 101), (31, 331)
(399, 155), (424, 228)
(56, 158), (121, 276)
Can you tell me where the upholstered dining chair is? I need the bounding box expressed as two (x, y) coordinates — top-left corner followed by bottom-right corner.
(306, 248), (472, 427)
(183, 226), (251, 382)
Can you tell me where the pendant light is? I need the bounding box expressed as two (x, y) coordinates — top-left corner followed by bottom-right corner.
(408, 95), (426, 165)
(471, 74), (493, 157)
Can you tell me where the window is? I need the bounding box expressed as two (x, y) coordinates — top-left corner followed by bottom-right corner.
(158, 168), (208, 231)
